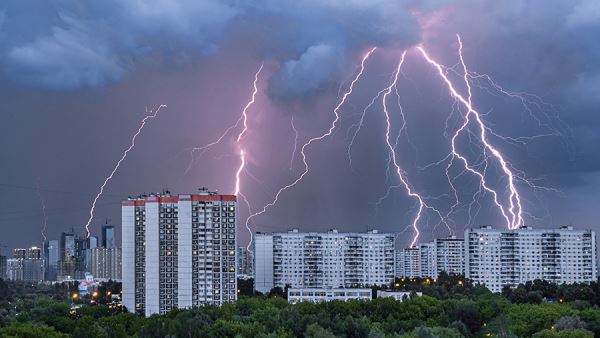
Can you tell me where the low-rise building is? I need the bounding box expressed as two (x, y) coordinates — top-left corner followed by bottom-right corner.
(377, 290), (422, 301)
(287, 288), (372, 303)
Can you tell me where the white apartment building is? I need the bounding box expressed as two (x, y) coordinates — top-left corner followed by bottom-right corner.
(394, 249), (404, 278)
(435, 236), (464, 276)
(288, 288), (372, 303)
(254, 229), (395, 294)
(377, 290), (422, 301)
(396, 236), (465, 279)
(419, 243), (436, 278)
(397, 247), (420, 278)
(122, 189), (237, 316)
(465, 226), (597, 292)
(90, 247), (122, 281)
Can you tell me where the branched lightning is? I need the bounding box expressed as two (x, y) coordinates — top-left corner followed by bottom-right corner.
(84, 104), (166, 238)
(289, 115), (299, 171)
(346, 88), (387, 171)
(381, 51), (450, 247)
(185, 63), (264, 174)
(417, 35), (525, 229)
(243, 48), (377, 250)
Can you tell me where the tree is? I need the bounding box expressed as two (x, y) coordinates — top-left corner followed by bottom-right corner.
(238, 278), (254, 296)
(532, 329), (593, 338)
(304, 323), (336, 338)
(0, 322), (69, 338)
(554, 316), (587, 331)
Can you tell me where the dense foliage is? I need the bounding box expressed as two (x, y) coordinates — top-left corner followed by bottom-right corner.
(1, 276), (600, 337)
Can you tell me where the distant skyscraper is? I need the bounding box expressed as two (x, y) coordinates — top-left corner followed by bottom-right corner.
(6, 258), (22, 281)
(60, 232), (75, 260)
(102, 224), (116, 248)
(12, 248), (26, 259)
(58, 232), (89, 280)
(23, 259), (44, 282)
(8, 246), (44, 282)
(44, 240), (59, 281)
(122, 189), (237, 316)
(254, 229), (395, 294)
(465, 225), (597, 292)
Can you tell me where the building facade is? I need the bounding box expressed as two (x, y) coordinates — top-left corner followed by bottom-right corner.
(7, 246), (44, 282)
(90, 247), (122, 281)
(287, 288), (372, 303)
(44, 240), (59, 281)
(465, 226), (597, 292)
(122, 189), (237, 316)
(6, 258), (22, 281)
(434, 236), (464, 277)
(396, 236), (465, 279)
(254, 229), (395, 294)
(102, 224), (116, 249)
(236, 246), (253, 278)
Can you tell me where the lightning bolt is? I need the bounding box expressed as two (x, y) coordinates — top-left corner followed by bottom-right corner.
(417, 35), (524, 229)
(346, 87), (387, 172)
(185, 63), (264, 174)
(289, 115), (299, 171)
(381, 51), (450, 247)
(83, 104), (166, 237)
(243, 47), (377, 250)
(36, 178), (48, 249)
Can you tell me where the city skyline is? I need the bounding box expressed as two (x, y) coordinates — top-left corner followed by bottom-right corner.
(1, 1), (600, 252)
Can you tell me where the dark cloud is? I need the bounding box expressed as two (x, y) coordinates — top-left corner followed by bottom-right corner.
(0, 0), (238, 88)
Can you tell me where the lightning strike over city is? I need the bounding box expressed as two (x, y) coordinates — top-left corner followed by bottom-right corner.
(82, 104), (166, 238)
(4, 3), (598, 320)
(243, 47), (376, 248)
(417, 36), (526, 230)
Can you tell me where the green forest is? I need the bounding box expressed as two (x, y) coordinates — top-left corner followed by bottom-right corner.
(2, 275), (600, 337)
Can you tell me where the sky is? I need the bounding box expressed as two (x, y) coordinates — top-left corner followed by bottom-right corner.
(1, 0), (599, 251)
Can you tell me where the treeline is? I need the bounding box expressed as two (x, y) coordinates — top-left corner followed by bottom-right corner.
(2, 276), (600, 337)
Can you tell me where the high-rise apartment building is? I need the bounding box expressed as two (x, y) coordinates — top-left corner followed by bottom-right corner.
(399, 247), (420, 278)
(434, 236), (464, 277)
(122, 189), (237, 316)
(254, 229), (395, 294)
(394, 249), (404, 278)
(90, 247), (122, 280)
(102, 224), (116, 248)
(465, 226), (597, 292)
(419, 243), (436, 278)
(396, 236), (465, 279)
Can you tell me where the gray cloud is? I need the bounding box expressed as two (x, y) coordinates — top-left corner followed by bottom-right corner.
(0, 0), (238, 88)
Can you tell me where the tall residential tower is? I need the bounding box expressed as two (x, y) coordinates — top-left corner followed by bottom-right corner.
(122, 189), (237, 316)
